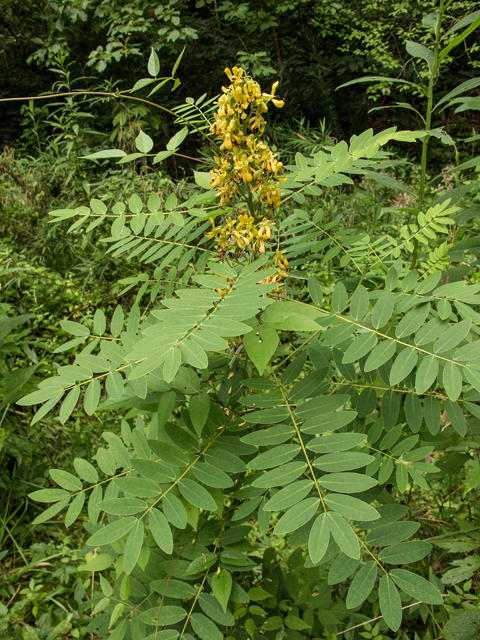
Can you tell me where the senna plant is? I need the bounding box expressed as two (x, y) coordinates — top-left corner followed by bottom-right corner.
(17, 50), (480, 640)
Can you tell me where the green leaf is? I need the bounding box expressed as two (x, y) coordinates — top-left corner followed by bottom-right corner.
(325, 494), (380, 521)
(243, 325), (278, 375)
(98, 498), (147, 515)
(372, 291), (395, 329)
(308, 513), (330, 564)
(241, 424), (292, 446)
(211, 569), (232, 613)
(115, 477), (159, 497)
(151, 578), (196, 599)
(123, 520), (144, 575)
(346, 561), (377, 609)
(308, 276), (323, 306)
(396, 303), (431, 339)
(327, 512), (360, 559)
(29, 488), (70, 503)
(273, 497), (319, 535)
(163, 348), (182, 383)
(32, 498), (70, 525)
(163, 494), (187, 529)
(295, 393), (350, 417)
(190, 613), (222, 640)
(74, 458), (98, 483)
(289, 369), (329, 401)
(180, 339), (208, 369)
(406, 40), (435, 72)
(307, 433), (366, 453)
(18, 387), (66, 407)
(405, 393), (423, 433)
(192, 463), (233, 489)
(264, 480), (313, 511)
(382, 389), (400, 430)
(443, 361), (462, 401)
(247, 444), (300, 470)
(165, 193), (178, 211)
(302, 410), (357, 435)
(106, 370), (124, 398)
(379, 541), (432, 564)
(366, 521), (419, 546)
(314, 452), (374, 472)
(281, 353), (307, 386)
(167, 127), (189, 151)
(83, 381), (101, 415)
(60, 320), (90, 337)
(350, 285), (369, 321)
(132, 459), (176, 483)
(111, 305), (124, 337)
(194, 171), (214, 190)
(87, 517), (136, 547)
(82, 149), (126, 159)
(178, 479), (217, 510)
(329, 552), (360, 584)
(379, 575), (402, 631)
(64, 492), (85, 527)
(435, 320), (471, 353)
(135, 131), (153, 153)
(332, 282), (348, 312)
(148, 440), (188, 467)
(59, 386), (80, 424)
(50, 469), (82, 492)
(364, 339), (397, 372)
(140, 605), (187, 626)
(342, 332), (377, 364)
(188, 394), (210, 437)
(390, 347), (418, 386)
(252, 461), (307, 488)
(148, 47), (160, 76)
(198, 593), (234, 626)
(111, 213), (125, 240)
(416, 354), (439, 394)
(465, 366), (480, 393)
(446, 399), (467, 436)
(77, 554), (113, 572)
(318, 472), (378, 493)
(262, 301), (322, 331)
(390, 569), (443, 604)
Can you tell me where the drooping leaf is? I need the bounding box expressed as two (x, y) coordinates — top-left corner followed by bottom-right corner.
(327, 511), (360, 559)
(149, 509), (173, 555)
(123, 520), (144, 575)
(211, 569), (232, 613)
(379, 575), (402, 632)
(308, 512), (330, 564)
(346, 561), (377, 609)
(190, 613), (223, 640)
(243, 325), (279, 375)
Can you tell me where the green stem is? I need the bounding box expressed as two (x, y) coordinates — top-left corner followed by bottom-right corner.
(412, 0), (444, 268)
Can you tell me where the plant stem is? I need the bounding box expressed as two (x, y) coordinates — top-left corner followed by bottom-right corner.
(412, 0), (444, 268)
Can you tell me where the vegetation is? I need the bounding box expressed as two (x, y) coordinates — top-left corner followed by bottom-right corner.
(1, 2), (480, 640)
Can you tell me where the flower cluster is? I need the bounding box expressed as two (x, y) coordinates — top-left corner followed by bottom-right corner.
(205, 210), (273, 255)
(206, 66), (289, 287)
(209, 66), (285, 209)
